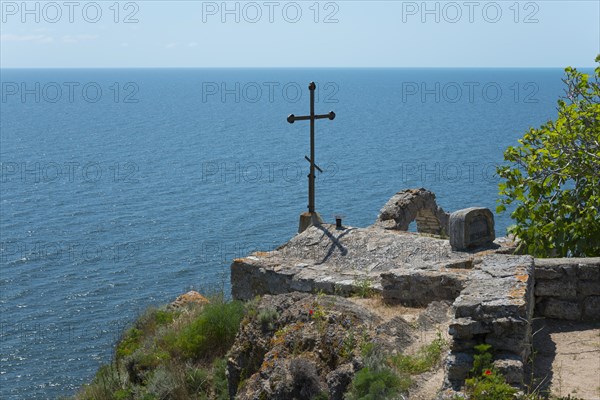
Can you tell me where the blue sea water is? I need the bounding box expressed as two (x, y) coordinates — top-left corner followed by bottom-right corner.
(0, 68), (574, 398)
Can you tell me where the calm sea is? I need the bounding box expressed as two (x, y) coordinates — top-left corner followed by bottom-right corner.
(0, 68), (574, 398)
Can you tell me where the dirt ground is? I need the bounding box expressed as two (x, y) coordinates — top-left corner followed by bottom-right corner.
(530, 319), (600, 400)
(348, 297), (452, 400)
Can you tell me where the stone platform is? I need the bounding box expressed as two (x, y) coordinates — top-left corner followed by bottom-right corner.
(231, 223), (513, 301)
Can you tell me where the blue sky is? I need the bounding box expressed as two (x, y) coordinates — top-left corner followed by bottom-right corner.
(1, 1), (599, 68)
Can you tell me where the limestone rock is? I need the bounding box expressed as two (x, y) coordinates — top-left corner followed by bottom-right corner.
(227, 292), (429, 400)
(493, 354), (523, 384)
(168, 290), (209, 310)
(445, 352), (473, 383)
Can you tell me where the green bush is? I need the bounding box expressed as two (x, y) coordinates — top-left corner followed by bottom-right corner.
(257, 307), (279, 331)
(145, 366), (178, 399)
(74, 296), (244, 399)
(185, 366), (210, 393)
(173, 300), (245, 360)
(76, 364), (128, 400)
(347, 343), (410, 400)
(116, 308), (177, 360)
(117, 328), (144, 360)
(497, 55), (600, 257)
(353, 277), (375, 298)
(391, 332), (446, 374)
(346, 367), (405, 400)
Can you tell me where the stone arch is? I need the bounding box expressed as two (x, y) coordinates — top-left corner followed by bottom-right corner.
(375, 188), (449, 236)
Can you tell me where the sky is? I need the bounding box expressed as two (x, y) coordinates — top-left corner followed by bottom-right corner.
(1, 0), (599, 68)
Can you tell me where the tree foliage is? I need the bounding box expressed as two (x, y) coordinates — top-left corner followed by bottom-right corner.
(497, 56), (600, 257)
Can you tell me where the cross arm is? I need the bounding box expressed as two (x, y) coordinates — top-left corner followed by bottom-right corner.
(287, 111), (336, 124)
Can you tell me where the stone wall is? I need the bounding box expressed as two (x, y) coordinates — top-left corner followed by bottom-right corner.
(445, 255), (535, 387)
(534, 257), (600, 321)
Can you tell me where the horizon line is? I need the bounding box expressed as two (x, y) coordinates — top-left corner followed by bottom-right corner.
(1, 66), (593, 70)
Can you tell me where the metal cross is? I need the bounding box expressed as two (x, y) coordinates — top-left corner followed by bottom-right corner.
(287, 82), (335, 214)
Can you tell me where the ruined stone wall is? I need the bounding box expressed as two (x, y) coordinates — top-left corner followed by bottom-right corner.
(534, 258), (600, 321)
(445, 255), (535, 388)
(375, 188), (450, 236)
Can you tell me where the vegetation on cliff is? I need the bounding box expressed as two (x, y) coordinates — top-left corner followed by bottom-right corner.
(497, 55), (600, 257)
(73, 292), (452, 400)
(73, 294), (244, 400)
(73, 291), (588, 400)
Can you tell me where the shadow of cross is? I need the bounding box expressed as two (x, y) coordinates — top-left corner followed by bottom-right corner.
(315, 224), (351, 264)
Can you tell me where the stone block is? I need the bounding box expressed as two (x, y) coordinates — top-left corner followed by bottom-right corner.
(449, 207), (495, 251)
(583, 296), (600, 321)
(578, 262), (600, 281)
(485, 334), (530, 359)
(493, 354), (524, 384)
(454, 255), (534, 322)
(535, 280), (577, 299)
(446, 352), (473, 381)
(578, 281), (600, 297)
(381, 269), (466, 307)
(449, 317), (490, 339)
(534, 267), (564, 280)
(541, 298), (581, 320)
(491, 317), (530, 338)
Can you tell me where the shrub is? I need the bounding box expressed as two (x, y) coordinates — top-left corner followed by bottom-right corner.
(116, 308), (177, 360)
(76, 364), (127, 400)
(347, 344), (409, 400)
(185, 366), (210, 393)
(145, 366), (178, 399)
(173, 299), (245, 360)
(497, 55), (600, 257)
(257, 307), (279, 331)
(289, 358), (323, 399)
(353, 277), (375, 298)
(346, 367), (405, 400)
(391, 332), (446, 374)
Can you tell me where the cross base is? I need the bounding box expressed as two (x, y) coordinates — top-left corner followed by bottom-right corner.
(298, 211), (323, 234)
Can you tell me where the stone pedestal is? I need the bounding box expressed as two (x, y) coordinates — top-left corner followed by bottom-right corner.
(298, 211), (323, 233)
(449, 207), (495, 250)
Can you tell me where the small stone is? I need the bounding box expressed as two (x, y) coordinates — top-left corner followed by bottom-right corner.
(485, 334), (530, 358)
(493, 354), (523, 384)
